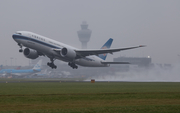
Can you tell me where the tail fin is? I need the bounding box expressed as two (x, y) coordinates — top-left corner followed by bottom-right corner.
(33, 59), (42, 70)
(98, 38), (113, 60)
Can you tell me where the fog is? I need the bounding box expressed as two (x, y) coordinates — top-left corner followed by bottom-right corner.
(90, 64), (180, 82)
(0, 0), (180, 66)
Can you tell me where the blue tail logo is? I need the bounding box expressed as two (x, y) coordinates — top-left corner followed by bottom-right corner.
(33, 60), (42, 70)
(98, 38), (113, 60)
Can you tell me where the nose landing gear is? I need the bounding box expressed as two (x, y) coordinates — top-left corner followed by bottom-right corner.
(18, 43), (23, 52)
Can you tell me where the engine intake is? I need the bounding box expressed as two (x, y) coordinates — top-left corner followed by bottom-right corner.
(23, 48), (39, 59)
(60, 47), (76, 59)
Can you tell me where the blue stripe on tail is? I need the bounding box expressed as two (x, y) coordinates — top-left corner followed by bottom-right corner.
(98, 38), (113, 60)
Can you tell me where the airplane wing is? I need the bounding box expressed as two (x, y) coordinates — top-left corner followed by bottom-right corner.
(75, 45), (145, 58)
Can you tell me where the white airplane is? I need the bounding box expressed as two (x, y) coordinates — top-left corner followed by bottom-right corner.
(12, 31), (145, 69)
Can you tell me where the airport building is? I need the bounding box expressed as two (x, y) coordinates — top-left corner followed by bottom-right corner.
(113, 56), (152, 67)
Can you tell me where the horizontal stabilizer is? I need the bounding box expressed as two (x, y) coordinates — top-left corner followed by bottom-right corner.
(101, 62), (130, 64)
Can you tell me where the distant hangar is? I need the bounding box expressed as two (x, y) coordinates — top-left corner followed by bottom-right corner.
(114, 56), (152, 67)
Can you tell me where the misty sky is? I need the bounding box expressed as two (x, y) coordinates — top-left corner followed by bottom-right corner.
(0, 0), (180, 66)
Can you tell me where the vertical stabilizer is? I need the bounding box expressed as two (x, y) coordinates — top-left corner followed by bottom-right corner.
(33, 60), (42, 70)
(98, 38), (113, 60)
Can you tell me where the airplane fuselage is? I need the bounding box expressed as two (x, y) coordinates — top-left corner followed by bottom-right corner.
(0, 60), (42, 77)
(0, 69), (41, 76)
(12, 31), (109, 68)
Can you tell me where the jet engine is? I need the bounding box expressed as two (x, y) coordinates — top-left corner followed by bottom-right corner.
(60, 47), (76, 59)
(23, 48), (39, 59)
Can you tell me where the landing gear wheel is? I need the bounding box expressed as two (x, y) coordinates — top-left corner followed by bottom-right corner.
(47, 59), (57, 69)
(19, 49), (23, 52)
(68, 62), (78, 69)
(53, 65), (57, 69)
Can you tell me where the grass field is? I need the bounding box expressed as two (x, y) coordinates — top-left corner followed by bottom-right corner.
(0, 79), (180, 113)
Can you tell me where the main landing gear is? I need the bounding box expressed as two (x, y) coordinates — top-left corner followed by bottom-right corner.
(18, 43), (23, 52)
(47, 58), (57, 69)
(68, 62), (78, 69)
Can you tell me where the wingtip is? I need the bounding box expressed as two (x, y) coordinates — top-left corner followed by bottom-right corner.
(139, 45), (146, 47)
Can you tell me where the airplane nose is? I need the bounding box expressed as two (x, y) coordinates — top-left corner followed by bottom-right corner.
(12, 34), (20, 42)
(12, 34), (15, 40)
(12, 34), (18, 40)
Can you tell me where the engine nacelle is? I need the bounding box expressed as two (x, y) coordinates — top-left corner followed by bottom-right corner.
(60, 47), (76, 59)
(23, 48), (39, 59)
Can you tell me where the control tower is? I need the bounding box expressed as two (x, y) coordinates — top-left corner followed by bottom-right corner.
(77, 21), (92, 49)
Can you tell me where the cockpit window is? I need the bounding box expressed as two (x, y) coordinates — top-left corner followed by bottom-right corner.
(15, 32), (22, 35)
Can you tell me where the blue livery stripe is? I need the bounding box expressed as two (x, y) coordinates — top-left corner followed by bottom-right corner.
(13, 34), (61, 49)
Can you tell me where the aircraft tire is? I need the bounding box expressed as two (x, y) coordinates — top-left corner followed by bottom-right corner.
(19, 49), (23, 52)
